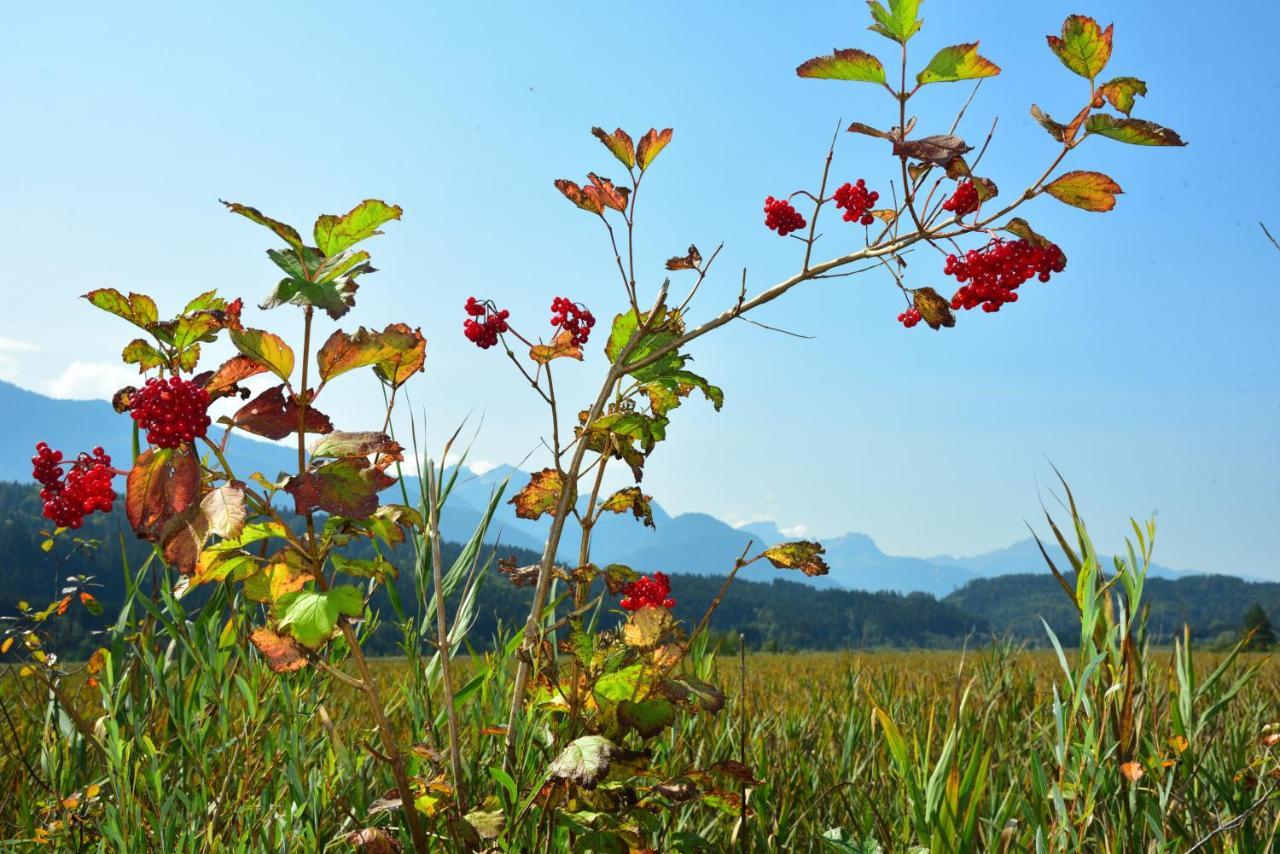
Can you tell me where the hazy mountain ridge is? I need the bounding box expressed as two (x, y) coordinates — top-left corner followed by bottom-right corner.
(0, 381), (1240, 596)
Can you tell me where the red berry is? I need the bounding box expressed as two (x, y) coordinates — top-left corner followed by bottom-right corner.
(130, 376), (212, 449)
(764, 196), (806, 236)
(619, 571), (676, 611)
(32, 443), (116, 528)
(942, 181), (980, 218)
(832, 179), (880, 226)
(944, 238), (1066, 314)
(549, 297), (595, 346)
(462, 298), (510, 349)
(897, 308), (922, 329)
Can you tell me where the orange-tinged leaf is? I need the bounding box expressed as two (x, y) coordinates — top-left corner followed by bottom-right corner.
(1047, 15), (1112, 80)
(529, 330), (584, 365)
(1086, 114), (1186, 147)
(591, 126), (635, 168)
(231, 384), (334, 440)
(204, 355), (267, 396)
(636, 128), (673, 170)
(762, 541), (829, 577)
(554, 179), (603, 215)
(912, 287), (955, 330)
(1097, 77), (1147, 116)
(916, 42), (1000, 85)
(317, 327), (398, 382)
(796, 48), (886, 84)
(250, 627), (309, 673)
(0, 638), (12, 654)
(1045, 170), (1123, 212)
(1120, 761), (1144, 782)
(126, 447), (200, 541)
(1168, 735), (1189, 753)
(222, 201), (305, 250)
(83, 289), (159, 330)
(622, 606), (673, 649)
(599, 486), (655, 528)
(509, 468), (565, 521)
(583, 173), (629, 212)
(371, 323), (427, 389)
(86, 648), (106, 675)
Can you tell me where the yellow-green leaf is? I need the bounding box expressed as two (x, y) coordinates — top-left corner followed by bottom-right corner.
(1045, 170), (1124, 212)
(221, 201), (304, 251)
(1046, 15), (1112, 80)
(313, 199), (403, 257)
(529, 330), (584, 365)
(591, 127), (635, 169)
(1097, 77), (1147, 116)
(509, 468), (565, 521)
(1085, 114), (1186, 147)
(762, 541), (830, 577)
(916, 42), (1000, 86)
(83, 289), (159, 330)
(229, 328), (295, 381)
(636, 128), (673, 171)
(867, 0), (921, 44)
(796, 48), (886, 84)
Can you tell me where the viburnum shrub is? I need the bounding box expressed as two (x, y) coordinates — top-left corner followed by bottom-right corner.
(9, 4), (1185, 850)
(460, 3), (1182, 847)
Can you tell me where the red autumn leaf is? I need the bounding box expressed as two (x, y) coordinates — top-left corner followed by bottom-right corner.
(126, 447), (200, 541)
(232, 385), (334, 440)
(636, 128), (673, 170)
(583, 173), (629, 212)
(250, 627), (309, 673)
(284, 458), (396, 518)
(204, 355), (267, 397)
(554, 179), (604, 215)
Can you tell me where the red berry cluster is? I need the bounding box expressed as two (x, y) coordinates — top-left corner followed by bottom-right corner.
(833, 179), (880, 225)
(942, 181), (980, 217)
(620, 571), (676, 611)
(945, 239), (1067, 313)
(463, 297), (510, 349)
(549, 297), (596, 346)
(897, 308), (922, 328)
(32, 443), (116, 529)
(130, 376), (212, 448)
(764, 196), (806, 236)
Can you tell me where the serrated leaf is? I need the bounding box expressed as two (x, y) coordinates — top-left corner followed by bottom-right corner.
(1045, 170), (1123, 212)
(126, 447), (199, 541)
(371, 323), (427, 389)
(762, 541), (830, 577)
(912, 287), (955, 330)
(916, 42), (1000, 86)
(204, 354), (267, 396)
(622, 605), (673, 648)
(636, 128), (673, 170)
(243, 550), (309, 603)
(584, 173), (629, 213)
(1001, 217), (1056, 250)
(591, 127), (635, 169)
(509, 468), (564, 521)
(310, 431), (403, 461)
(83, 289), (159, 330)
(159, 505), (210, 574)
(274, 586), (364, 649)
(317, 327), (396, 382)
(231, 385), (334, 440)
(222, 201), (305, 250)
(894, 135), (973, 166)
(530, 329), (584, 365)
(330, 553), (398, 582)
(313, 199), (402, 257)
(201, 484), (247, 539)
(600, 486), (654, 528)
(250, 627), (308, 673)
(665, 245), (702, 271)
(229, 328), (294, 381)
(1085, 114), (1186, 147)
(866, 0), (921, 44)
(555, 179), (604, 215)
(548, 736), (616, 789)
(796, 48), (886, 84)
(1096, 77), (1147, 116)
(1047, 15), (1112, 80)
(284, 458), (395, 519)
(122, 339), (166, 372)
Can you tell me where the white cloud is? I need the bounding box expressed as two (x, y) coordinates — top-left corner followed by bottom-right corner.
(780, 523), (809, 538)
(44, 361), (139, 400)
(0, 336), (38, 381)
(468, 459), (499, 475)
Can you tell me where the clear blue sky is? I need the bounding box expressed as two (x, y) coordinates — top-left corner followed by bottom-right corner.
(1, 1), (1277, 578)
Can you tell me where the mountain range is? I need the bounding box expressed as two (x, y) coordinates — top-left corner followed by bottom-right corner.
(0, 380), (1216, 596)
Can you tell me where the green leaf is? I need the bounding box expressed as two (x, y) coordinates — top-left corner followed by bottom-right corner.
(229, 328), (295, 381)
(317, 327), (398, 382)
(1085, 114), (1186, 147)
(1097, 77), (1147, 116)
(594, 664), (644, 704)
(1044, 170), (1123, 212)
(796, 48), (886, 84)
(122, 339), (166, 372)
(618, 698), (676, 738)
(222, 201), (304, 251)
(274, 585), (364, 649)
(547, 735), (617, 789)
(762, 541), (830, 577)
(1046, 15), (1112, 80)
(170, 311), (222, 351)
(83, 289), (159, 330)
(313, 199), (402, 257)
(600, 487), (654, 528)
(866, 0), (921, 44)
(330, 553), (397, 582)
(916, 42), (1000, 86)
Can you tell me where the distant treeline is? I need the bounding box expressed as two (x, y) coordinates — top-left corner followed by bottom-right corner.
(0, 482), (1273, 657)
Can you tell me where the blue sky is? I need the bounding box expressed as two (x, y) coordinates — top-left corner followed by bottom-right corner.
(1, 1), (1278, 578)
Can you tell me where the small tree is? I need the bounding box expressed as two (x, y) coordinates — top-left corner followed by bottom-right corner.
(1241, 603), (1276, 650)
